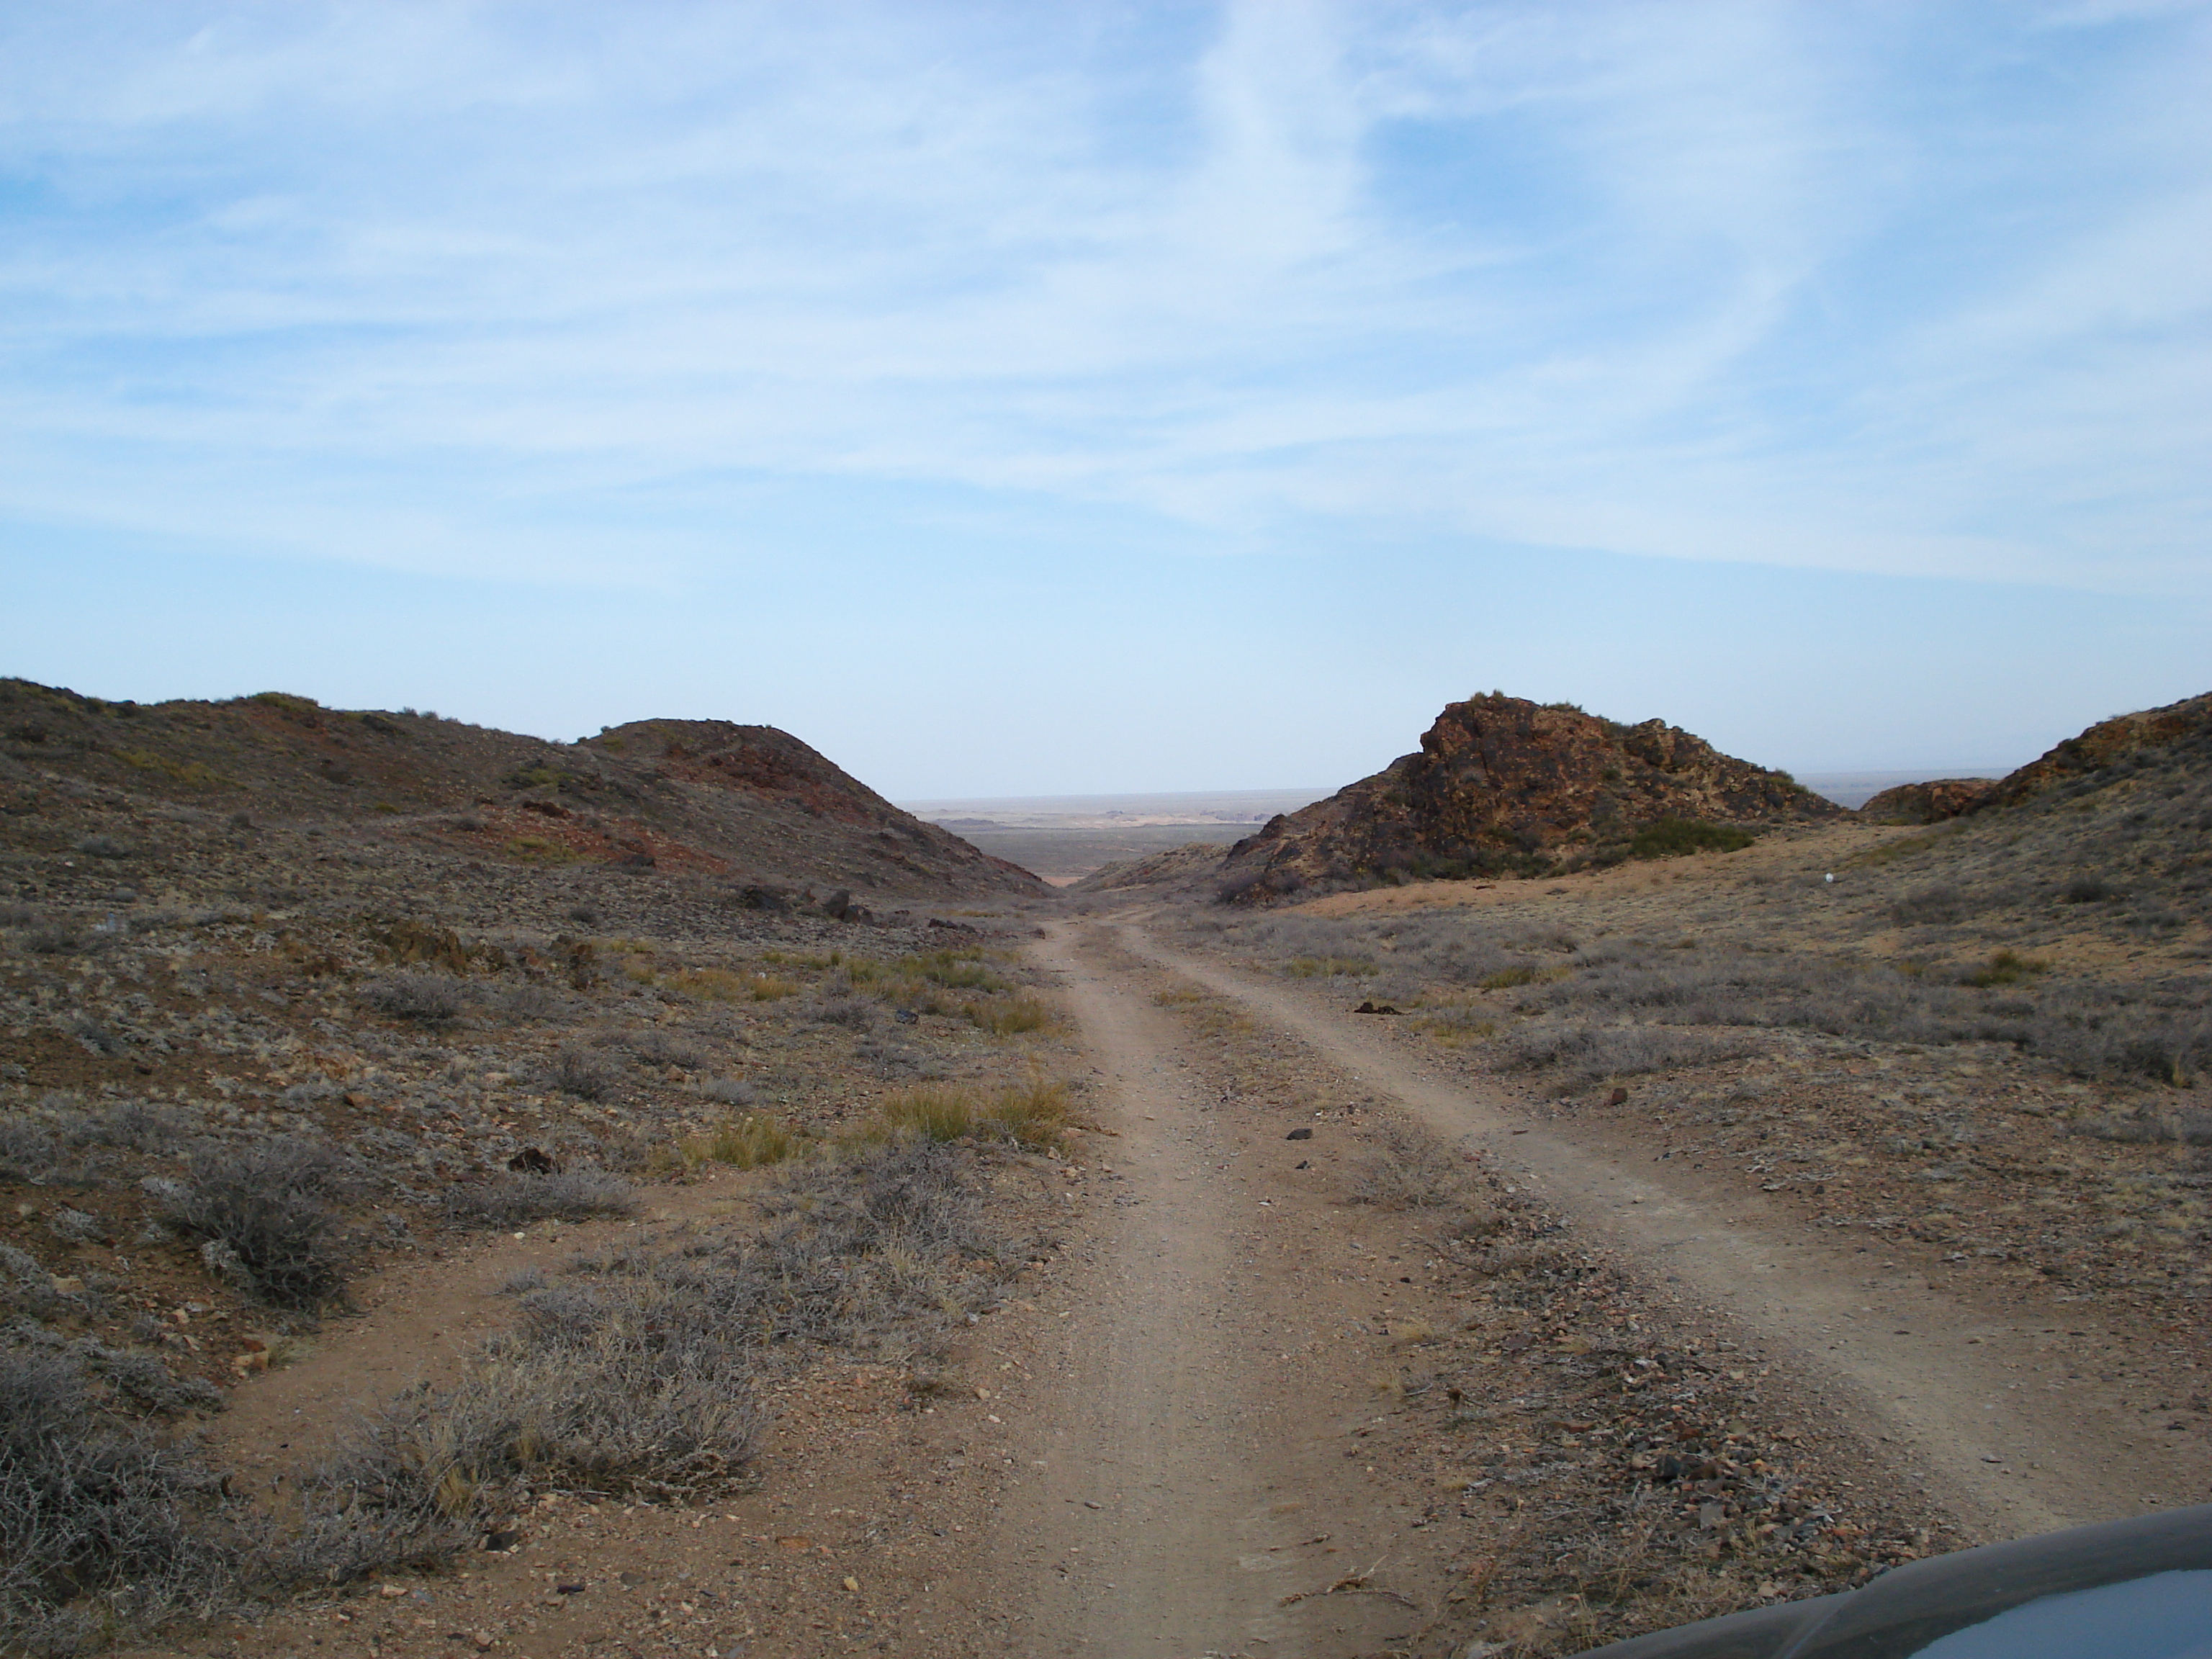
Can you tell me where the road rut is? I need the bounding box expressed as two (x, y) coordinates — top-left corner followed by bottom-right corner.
(1121, 921), (2200, 1539)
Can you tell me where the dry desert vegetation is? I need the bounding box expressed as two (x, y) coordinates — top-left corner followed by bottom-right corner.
(0, 676), (2207, 1659)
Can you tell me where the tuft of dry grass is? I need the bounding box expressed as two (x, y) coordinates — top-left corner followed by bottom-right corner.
(857, 1079), (1069, 1150)
(964, 993), (1058, 1035)
(1412, 999), (1498, 1046)
(1478, 964), (1563, 990)
(1285, 955), (1380, 979)
(1964, 948), (2049, 986)
(660, 966), (752, 1001)
(663, 1114), (804, 1172)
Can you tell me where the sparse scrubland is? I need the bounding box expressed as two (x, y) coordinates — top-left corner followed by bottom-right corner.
(4, 673), (2210, 1657)
(1169, 772), (2212, 1323)
(0, 679), (1068, 1653)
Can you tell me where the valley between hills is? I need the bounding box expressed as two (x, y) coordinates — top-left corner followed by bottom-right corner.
(0, 677), (2207, 1659)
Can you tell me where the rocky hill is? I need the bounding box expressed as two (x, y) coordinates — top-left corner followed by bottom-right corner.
(1856, 778), (2001, 825)
(0, 680), (1044, 911)
(1212, 693), (1838, 901)
(1973, 691), (2211, 815)
(1858, 692), (2212, 827)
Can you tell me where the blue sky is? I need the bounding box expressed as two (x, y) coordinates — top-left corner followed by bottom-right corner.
(4, 1), (2209, 797)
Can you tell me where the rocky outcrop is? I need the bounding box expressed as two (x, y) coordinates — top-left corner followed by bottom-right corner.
(1215, 693), (1838, 902)
(1856, 692), (2212, 826)
(1979, 692), (2212, 811)
(1858, 778), (2000, 825)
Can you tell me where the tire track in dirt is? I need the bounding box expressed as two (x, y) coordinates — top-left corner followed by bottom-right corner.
(989, 925), (1429, 1659)
(1119, 921), (2201, 1542)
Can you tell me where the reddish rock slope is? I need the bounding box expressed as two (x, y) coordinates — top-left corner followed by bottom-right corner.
(1980, 691), (2212, 811)
(1216, 693), (1838, 900)
(1858, 692), (2212, 826)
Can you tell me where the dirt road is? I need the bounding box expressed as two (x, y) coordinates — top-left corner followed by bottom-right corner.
(987, 925), (1442, 1658)
(1106, 920), (2201, 1539)
(976, 914), (2208, 1656)
(124, 908), (2198, 1659)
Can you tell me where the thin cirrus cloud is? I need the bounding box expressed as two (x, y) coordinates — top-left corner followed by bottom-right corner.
(0, 1), (2208, 770)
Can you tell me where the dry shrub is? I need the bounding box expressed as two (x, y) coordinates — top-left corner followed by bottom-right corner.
(0, 1349), (244, 1653)
(442, 1170), (634, 1229)
(2071, 1105), (2212, 1146)
(696, 1075), (757, 1107)
(53, 1098), (189, 1154)
(1349, 1125), (1479, 1211)
(805, 990), (880, 1029)
(1504, 1022), (1758, 1087)
(21, 925), (93, 957)
(356, 972), (468, 1025)
(1891, 885), (1971, 926)
(613, 1028), (709, 1069)
(161, 1138), (356, 1308)
(279, 1287), (758, 1584)
(0, 1123), (59, 1183)
(545, 1047), (619, 1100)
(709, 1136), (1000, 1344)
(485, 982), (569, 1022)
(274, 1138), (1004, 1586)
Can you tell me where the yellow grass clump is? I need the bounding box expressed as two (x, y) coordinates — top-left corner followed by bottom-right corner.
(853, 1079), (1069, 1150)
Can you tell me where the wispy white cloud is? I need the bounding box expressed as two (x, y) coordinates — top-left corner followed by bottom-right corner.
(0, 0), (2208, 599)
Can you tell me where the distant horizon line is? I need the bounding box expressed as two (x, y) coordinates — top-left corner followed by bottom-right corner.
(897, 765), (2027, 813)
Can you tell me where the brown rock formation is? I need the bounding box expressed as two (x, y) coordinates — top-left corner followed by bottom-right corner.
(1216, 693), (1838, 902)
(1858, 778), (2001, 825)
(1980, 691), (2212, 811)
(1856, 691), (2212, 827)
